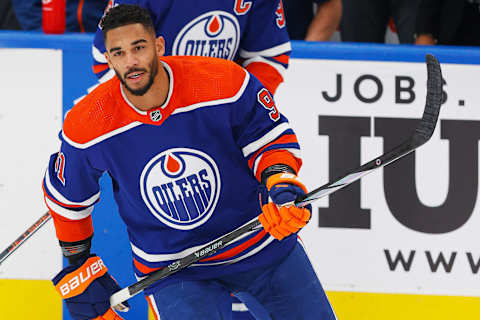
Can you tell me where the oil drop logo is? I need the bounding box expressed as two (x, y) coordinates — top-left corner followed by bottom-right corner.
(172, 11), (240, 60)
(140, 148), (221, 230)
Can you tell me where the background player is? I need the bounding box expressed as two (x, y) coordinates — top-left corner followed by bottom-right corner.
(92, 0), (291, 95)
(92, 2), (291, 318)
(44, 4), (337, 320)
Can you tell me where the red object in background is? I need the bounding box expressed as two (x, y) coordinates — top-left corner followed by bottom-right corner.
(42, 0), (66, 34)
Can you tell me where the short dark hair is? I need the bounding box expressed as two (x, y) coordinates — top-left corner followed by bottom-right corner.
(100, 4), (155, 41)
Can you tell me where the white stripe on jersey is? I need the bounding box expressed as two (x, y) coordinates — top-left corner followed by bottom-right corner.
(232, 303), (249, 312)
(241, 122), (291, 157)
(146, 295), (161, 319)
(92, 45), (107, 63)
(98, 69), (115, 83)
(130, 216), (267, 265)
(45, 196), (94, 220)
(62, 121), (143, 149)
(242, 55), (287, 78)
(131, 225), (260, 263)
(239, 42), (291, 58)
(44, 168), (100, 206)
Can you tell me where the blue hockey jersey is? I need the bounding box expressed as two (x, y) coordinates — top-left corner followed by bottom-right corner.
(92, 0), (291, 94)
(43, 56), (302, 291)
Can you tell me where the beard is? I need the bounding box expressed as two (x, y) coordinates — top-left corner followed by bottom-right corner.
(116, 57), (159, 96)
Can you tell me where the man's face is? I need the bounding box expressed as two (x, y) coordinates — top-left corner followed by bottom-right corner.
(104, 23), (164, 96)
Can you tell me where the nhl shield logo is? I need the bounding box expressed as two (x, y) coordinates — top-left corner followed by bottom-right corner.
(140, 148), (221, 230)
(150, 110), (162, 122)
(172, 11), (240, 60)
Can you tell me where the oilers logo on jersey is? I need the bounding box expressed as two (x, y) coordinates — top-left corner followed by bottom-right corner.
(140, 148), (221, 230)
(172, 11), (240, 60)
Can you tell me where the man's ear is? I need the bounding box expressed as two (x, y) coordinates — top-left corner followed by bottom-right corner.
(156, 36), (165, 57)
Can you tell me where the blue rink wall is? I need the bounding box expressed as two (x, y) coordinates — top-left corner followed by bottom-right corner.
(1, 31), (480, 320)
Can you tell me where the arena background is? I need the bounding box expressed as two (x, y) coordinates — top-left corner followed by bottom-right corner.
(1, 32), (480, 319)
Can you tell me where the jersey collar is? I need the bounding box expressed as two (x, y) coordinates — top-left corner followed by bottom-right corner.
(119, 59), (174, 125)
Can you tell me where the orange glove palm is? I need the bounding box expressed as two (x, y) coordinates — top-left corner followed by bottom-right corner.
(258, 172), (311, 240)
(259, 202), (310, 240)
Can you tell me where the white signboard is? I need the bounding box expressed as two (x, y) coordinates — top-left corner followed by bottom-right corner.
(0, 49), (63, 279)
(276, 58), (480, 296)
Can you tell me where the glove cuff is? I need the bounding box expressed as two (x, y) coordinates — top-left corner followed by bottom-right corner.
(59, 236), (92, 265)
(260, 164), (296, 185)
(266, 172), (308, 194)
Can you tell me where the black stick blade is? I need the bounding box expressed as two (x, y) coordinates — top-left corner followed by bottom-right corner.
(413, 54), (443, 146)
(297, 54), (443, 207)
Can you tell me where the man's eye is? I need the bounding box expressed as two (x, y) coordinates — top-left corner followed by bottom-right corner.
(135, 46), (144, 51)
(113, 51), (122, 57)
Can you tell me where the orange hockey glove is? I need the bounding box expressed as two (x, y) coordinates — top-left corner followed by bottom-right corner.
(259, 202), (310, 240)
(259, 173), (311, 240)
(52, 254), (128, 320)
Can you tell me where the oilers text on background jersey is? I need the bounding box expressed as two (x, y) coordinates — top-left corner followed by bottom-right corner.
(92, 0), (291, 94)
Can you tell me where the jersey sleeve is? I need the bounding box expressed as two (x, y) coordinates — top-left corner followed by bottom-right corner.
(42, 133), (103, 242)
(237, 0), (291, 94)
(232, 73), (301, 181)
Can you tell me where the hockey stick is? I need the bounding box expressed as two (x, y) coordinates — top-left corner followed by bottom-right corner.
(0, 211), (51, 265)
(110, 53), (443, 309)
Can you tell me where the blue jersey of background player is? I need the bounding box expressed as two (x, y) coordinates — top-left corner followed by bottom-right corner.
(92, 1), (291, 318)
(92, 0), (291, 95)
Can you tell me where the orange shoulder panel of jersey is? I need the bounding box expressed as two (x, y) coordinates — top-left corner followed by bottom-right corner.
(62, 78), (135, 146)
(161, 56), (248, 108)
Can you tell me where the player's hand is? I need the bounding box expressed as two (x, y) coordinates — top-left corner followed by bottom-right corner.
(259, 173), (311, 240)
(415, 33), (437, 45)
(52, 254), (129, 320)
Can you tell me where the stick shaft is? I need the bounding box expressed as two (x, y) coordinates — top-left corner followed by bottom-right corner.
(0, 212), (51, 265)
(110, 54), (443, 308)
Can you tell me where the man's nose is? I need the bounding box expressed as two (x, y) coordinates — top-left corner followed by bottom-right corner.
(125, 52), (139, 68)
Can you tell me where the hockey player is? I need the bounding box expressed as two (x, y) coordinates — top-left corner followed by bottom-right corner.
(92, 0), (290, 95)
(93, 2), (291, 318)
(44, 4), (337, 320)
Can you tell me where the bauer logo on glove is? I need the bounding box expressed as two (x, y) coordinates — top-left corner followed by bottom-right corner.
(52, 254), (129, 320)
(55, 256), (107, 298)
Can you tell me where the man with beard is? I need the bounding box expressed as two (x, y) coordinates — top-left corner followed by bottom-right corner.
(92, 0), (290, 95)
(43, 4), (337, 320)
